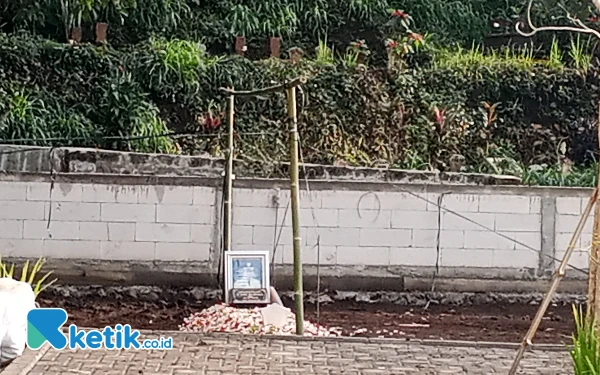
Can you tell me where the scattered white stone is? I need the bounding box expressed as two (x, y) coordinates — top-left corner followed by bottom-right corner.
(180, 303), (342, 337)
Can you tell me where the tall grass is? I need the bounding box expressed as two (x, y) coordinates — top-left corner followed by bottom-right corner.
(569, 35), (592, 74)
(432, 44), (554, 71)
(571, 305), (600, 374)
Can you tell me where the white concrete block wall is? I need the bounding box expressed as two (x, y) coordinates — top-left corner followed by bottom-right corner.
(555, 196), (591, 270)
(0, 178), (592, 275)
(0, 181), (215, 262)
(232, 188), (544, 270)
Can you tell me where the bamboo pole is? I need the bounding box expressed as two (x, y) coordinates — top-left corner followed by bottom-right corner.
(507, 188), (598, 375)
(287, 86), (304, 335)
(588, 102), (600, 325)
(223, 93), (235, 252)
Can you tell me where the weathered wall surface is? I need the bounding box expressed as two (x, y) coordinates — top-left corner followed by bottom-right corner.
(0, 146), (592, 292)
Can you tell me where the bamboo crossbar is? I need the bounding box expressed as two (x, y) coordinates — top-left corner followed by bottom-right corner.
(219, 77), (306, 97)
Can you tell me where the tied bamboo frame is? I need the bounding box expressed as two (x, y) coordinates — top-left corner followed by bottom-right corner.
(218, 77), (307, 334)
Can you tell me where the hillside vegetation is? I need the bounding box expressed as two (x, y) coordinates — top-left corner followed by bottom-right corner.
(1, 0), (599, 186)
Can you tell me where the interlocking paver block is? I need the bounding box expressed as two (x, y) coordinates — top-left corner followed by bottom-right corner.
(1, 333), (573, 375)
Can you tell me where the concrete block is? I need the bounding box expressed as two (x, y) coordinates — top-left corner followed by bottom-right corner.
(282, 244), (336, 265)
(495, 214), (541, 232)
(336, 246), (390, 266)
(359, 228), (411, 247)
(463, 231), (515, 250)
(43, 240), (101, 259)
(514, 232), (541, 251)
(27, 183), (83, 202)
(567, 251), (589, 271)
(306, 228), (360, 247)
(555, 232), (579, 252)
(422, 193), (442, 211)
(81, 184), (138, 203)
(493, 250), (538, 268)
(156, 205), (213, 224)
(252, 226), (293, 246)
(276, 207), (339, 228)
(100, 203), (156, 223)
(0, 201), (45, 220)
(391, 211), (437, 230)
(107, 223), (135, 241)
(190, 224), (214, 244)
(0, 182), (27, 200)
(233, 207), (276, 226)
(135, 223), (190, 243)
(233, 188), (279, 208)
(300, 208), (339, 227)
(441, 248), (494, 268)
(319, 191), (363, 209)
(192, 186), (216, 206)
(24, 220), (79, 240)
(479, 195), (530, 214)
(529, 196), (542, 214)
(231, 225), (253, 245)
(101, 241), (154, 260)
(79, 222), (109, 241)
(0, 239), (44, 258)
(138, 185), (193, 205)
(379, 191), (428, 211)
(338, 208), (391, 229)
(439, 194), (479, 213)
(0, 220), (23, 239)
(50, 202), (101, 222)
(389, 247), (438, 267)
(556, 214), (593, 234)
(556, 197), (582, 215)
(155, 242), (210, 261)
(413, 229), (463, 248)
(277, 189), (322, 209)
(442, 212), (495, 231)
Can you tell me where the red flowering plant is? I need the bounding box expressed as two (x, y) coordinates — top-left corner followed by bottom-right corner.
(384, 9), (426, 70)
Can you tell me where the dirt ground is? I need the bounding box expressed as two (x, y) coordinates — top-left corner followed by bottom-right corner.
(38, 295), (577, 344)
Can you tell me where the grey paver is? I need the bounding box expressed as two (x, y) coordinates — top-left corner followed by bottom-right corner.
(1, 333), (573, 374)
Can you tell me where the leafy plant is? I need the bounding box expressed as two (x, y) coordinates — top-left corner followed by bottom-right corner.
(0, 257), (57, 298)
(571, 304), (600, 374)
(315, 39), (334, 66)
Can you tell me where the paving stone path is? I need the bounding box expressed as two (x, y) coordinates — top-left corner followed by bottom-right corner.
(2, 332), (572, 374)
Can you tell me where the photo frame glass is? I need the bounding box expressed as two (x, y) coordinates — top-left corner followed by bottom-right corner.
(225, 251), (270, 304)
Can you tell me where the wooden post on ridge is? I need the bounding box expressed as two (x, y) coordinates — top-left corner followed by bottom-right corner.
(287, 86), (304, 335)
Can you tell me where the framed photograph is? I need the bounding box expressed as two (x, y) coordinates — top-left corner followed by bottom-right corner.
(224, 251), (270, 304)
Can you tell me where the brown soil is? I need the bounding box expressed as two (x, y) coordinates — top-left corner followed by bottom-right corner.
(38, 296), (577, 344)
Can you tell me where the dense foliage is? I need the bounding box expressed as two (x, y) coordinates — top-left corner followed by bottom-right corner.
(1, 0), (600, 186)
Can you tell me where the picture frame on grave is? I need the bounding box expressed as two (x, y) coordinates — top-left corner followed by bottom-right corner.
(224, 251), (270, 304)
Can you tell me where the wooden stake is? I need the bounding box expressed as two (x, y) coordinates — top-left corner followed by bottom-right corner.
(287, 86), (304, 335)
(223, 93), (235, 253)
(588, 101), (600, 325)
(507, 188), (597, 375)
